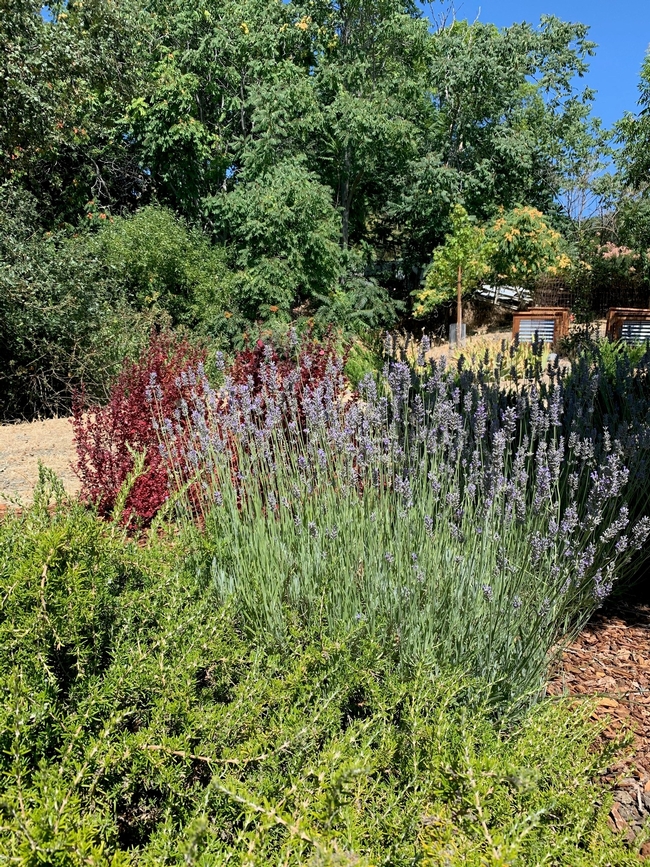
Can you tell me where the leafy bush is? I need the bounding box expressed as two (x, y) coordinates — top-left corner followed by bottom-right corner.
(91, 205), (230, 327)
(0, 184), (167, 420)
(0, 491), (641, 865)
(559, 333), (650, 385)
(343, 339), (383, 387)
(228, 329), (346, 414)
(0, 469), (140, 699)
(311, 248), (402, 336)
(72, 329), (348, 524)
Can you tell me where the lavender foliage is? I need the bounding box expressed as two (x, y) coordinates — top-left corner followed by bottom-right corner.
(151, 340), (650, 704)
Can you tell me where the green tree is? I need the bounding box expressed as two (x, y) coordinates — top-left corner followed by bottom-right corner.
(393, 18), (597, 273)
(1, 0), (150, 222)
(487, 205), (572, 295)
(413, 205), (491, 333)
(614, 53), (650, 296)
(127, 2), (599, 294)
(304, 0), (431, 249)
(128, 0), (313, 216)
(616, 54), (650, 193)
(205, 160), (342, 321)
(0, 0), (608, 353)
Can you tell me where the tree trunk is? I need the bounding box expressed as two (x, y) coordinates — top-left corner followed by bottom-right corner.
(456, 264), (463, 344)
(341, 147), (351, 248)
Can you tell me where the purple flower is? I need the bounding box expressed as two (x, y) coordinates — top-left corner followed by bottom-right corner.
(530, 532), (546, 565)
(593, 569), (613, 604)
(615, 535), (629, 555)
(632, 517), (650, 549)
(533, 464), (552, 514)
(549, 385), (562, 427)
(560, 505), (579, 536)
(473, 401), (487, 439)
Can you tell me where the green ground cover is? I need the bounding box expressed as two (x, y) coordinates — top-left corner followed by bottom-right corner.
(0, 460), (645, 865)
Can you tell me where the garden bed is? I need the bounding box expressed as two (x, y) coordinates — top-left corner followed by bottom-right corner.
(3, 331), (650, 861)
(549, 603), (650, 850)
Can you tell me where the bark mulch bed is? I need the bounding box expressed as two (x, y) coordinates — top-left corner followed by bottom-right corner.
(548, 603), (650, 854)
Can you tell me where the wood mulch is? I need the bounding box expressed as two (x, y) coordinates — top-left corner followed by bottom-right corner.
(548, 603), (650, 853)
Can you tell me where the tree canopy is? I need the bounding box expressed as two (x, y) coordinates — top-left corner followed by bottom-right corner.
(4, 0), (642, 418)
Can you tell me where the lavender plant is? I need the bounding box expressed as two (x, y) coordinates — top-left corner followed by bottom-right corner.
(152, 340), (650, 704)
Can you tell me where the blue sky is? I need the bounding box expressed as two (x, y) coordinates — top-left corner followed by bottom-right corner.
(453, 0), (650, 129)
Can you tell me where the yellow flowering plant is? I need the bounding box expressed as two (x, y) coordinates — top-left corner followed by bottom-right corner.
(487, 205), (573, 295)
(415, 205), (574, 324)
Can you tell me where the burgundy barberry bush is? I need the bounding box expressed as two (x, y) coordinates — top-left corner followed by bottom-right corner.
(72, 332), (206, 523)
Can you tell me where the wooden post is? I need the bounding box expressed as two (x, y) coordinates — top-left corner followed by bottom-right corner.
(456, 264), (463, 344)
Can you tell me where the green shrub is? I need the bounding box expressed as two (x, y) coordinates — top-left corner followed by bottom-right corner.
(91, 205), (230, 328)
(343, 339), (383, 387)
(0, 470), (139, 698)
(0, 490), (639, 863)
(0, 184), (165, 419)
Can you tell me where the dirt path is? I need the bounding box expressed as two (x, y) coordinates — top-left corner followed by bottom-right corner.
(0, 417), (79, 505)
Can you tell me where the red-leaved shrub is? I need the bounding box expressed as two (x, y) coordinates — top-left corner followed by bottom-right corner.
(72, 332), (206, 523)
(73, 328), (347, 525)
